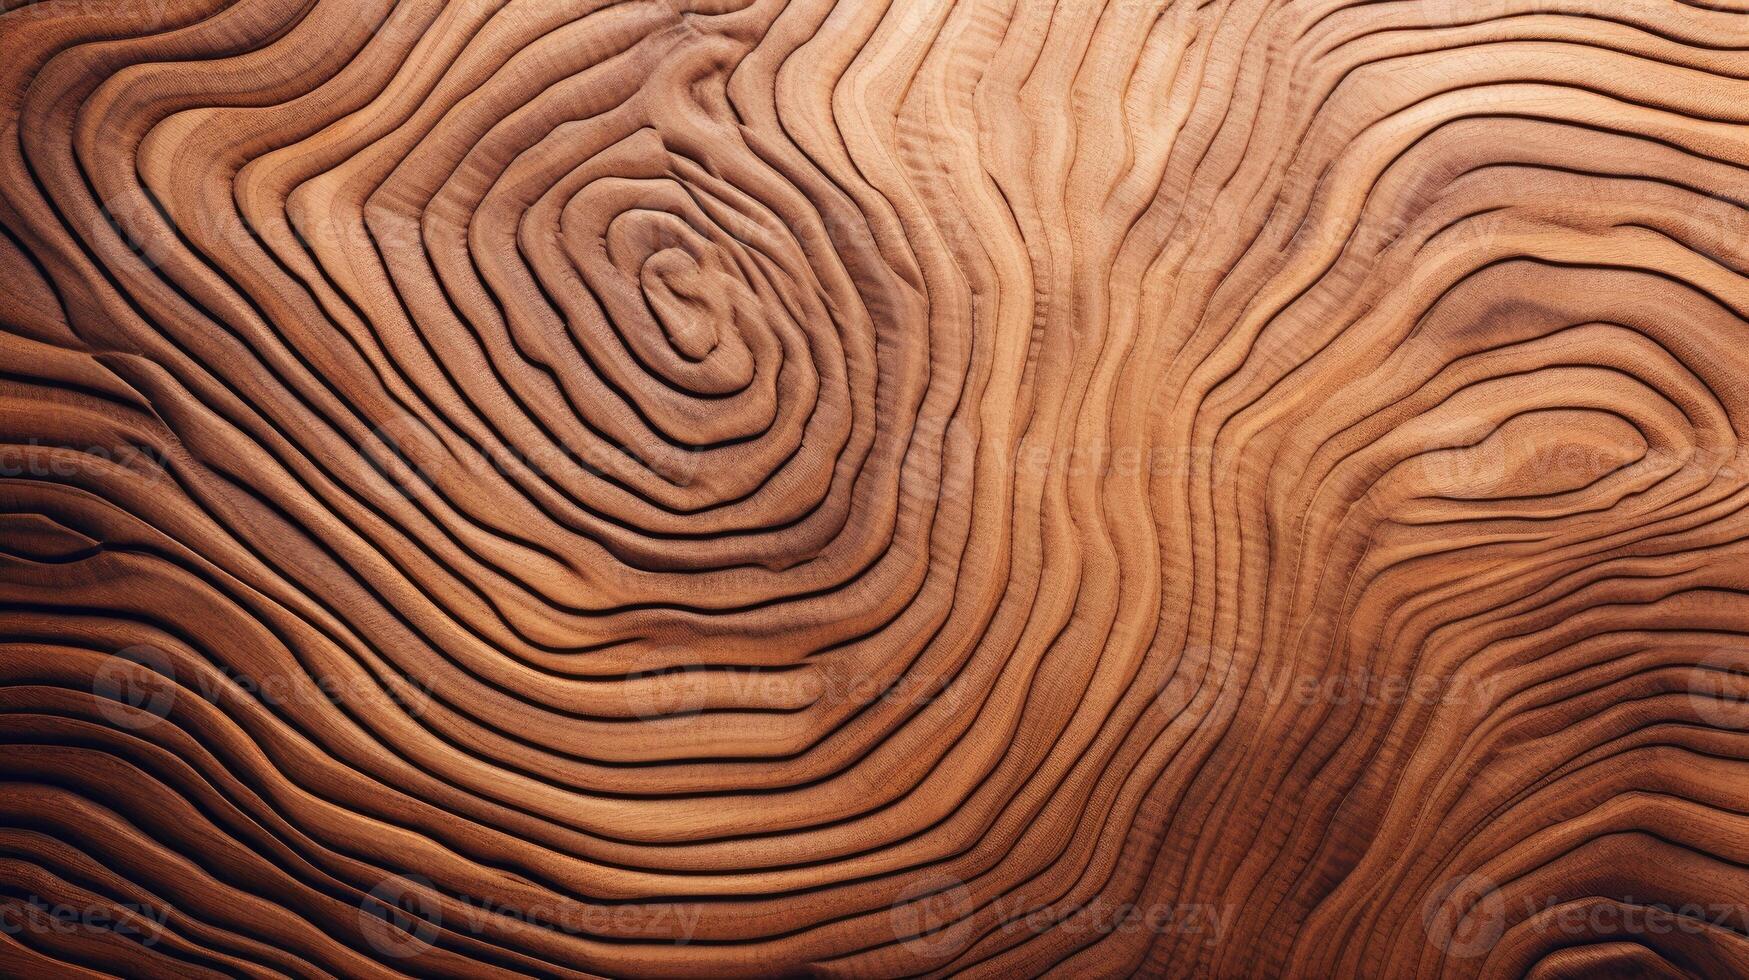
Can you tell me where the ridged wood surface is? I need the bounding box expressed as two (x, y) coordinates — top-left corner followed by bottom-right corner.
(2, 0), (1749, 976)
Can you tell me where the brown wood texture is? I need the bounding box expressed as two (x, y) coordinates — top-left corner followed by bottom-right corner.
(3, 0), (1749, 976)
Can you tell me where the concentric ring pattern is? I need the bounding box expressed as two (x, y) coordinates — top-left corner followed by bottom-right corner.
(2, 0), (1749, 976)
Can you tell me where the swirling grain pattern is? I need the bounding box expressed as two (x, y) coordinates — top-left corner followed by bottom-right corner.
(1, 0), (1747, 976)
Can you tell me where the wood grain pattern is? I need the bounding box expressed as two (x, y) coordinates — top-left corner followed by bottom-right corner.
(2, 0), (1748, 976)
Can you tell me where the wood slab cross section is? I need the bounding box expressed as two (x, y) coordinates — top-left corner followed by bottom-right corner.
(1, 0), (1747, 976)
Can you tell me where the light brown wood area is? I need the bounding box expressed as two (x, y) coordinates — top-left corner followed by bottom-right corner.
(2, 0), (1748, 976)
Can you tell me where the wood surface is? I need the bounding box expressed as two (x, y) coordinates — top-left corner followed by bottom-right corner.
(2, 0), (1748, 976)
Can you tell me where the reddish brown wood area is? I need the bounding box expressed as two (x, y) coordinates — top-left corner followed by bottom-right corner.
(2, 0), (1748, 976)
